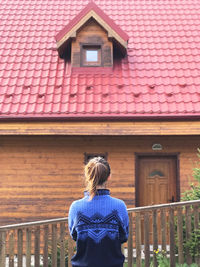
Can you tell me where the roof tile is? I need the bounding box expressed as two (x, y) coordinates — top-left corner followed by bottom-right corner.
(0, 0), (200, 118)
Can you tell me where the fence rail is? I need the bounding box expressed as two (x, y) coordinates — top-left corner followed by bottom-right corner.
(0, 199), (200, 267)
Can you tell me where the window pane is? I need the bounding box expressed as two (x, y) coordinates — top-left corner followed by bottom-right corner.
(86, 50), (98, 62)
(149, 170), (164, 177)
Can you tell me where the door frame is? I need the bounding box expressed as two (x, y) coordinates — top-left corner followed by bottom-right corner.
(135, 153), (180, 207)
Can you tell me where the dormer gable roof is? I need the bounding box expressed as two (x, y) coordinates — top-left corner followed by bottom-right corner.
(55, 2), (129, 50)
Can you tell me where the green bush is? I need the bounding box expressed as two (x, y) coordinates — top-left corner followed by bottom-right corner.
(175, 149), (200, 262)
(181, 148), (200, 201)
(153, 249), (169, 267)
(48, 240), (68, 267)
(184, 224), (200, 259)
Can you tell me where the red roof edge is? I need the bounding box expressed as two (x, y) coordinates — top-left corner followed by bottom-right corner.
(0, 114), (200, 121)
(55, 1), (129, 43)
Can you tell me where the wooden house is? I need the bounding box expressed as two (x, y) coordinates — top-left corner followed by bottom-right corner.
(0, 0), (200, 225)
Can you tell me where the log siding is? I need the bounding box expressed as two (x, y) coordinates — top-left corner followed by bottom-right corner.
(0, 135), (199, 225)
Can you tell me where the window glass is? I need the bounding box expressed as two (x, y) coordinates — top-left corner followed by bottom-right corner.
(149, 170), (164, 177)
(86, 50), (98, 62)
(82, 45), (101, 66)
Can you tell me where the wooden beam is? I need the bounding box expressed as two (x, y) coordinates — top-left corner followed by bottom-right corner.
(0, 121), (200, 135)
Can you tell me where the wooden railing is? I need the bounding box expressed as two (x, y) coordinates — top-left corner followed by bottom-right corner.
(127, 199), (200, 267)
(0, 199), (199, 267)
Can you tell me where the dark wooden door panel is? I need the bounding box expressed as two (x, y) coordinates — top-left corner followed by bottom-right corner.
(138, 157), (177, 207)
(137, 155), (178, 244)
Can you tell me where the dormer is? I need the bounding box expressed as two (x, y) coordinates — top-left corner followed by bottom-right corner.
(55, 2), (128, 69)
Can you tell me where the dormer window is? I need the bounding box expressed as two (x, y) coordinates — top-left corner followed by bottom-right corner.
(55, 2), (128, 69)
(69, 17), (112, 68)
(82, 45), (101, 66)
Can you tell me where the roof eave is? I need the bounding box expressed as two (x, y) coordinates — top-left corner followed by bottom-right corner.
(0, 113), (200, 122)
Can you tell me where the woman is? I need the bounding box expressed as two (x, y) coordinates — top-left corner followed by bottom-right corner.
(68, 157), (129, 267)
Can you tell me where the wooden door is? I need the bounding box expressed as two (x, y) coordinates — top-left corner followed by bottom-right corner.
(137, 156), (177, 207)
(137, 156), (178, 244)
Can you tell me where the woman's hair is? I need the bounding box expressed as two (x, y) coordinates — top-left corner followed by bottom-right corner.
(85, 157), (111, 200)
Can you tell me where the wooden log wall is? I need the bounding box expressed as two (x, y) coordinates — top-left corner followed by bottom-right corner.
(71, 18), (113, 67)
(0, 135), (199, 225)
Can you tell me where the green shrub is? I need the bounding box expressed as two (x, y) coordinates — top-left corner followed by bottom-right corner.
(181, 148), (200, 201)
(184, 224), (200, 259)
(48, 240), (68, 267)
(153, 249), (169, 267)
(175, 149), (200, 262)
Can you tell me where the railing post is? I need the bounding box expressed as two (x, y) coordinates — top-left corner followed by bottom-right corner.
(52, 224), (57, 267)
(160, 209), (166, 252)
(26, 228), (31, 267)
(144, 212), (150, 267)
(127, 213), (133, 267)
(60, 222), (66, 267)
(193, 204), (200, 265)
(135, 212), (142, 267)
(0, 231), (6, 267)
(34, 226), (40, 267)
(17, 229), (23, 267)
(169, 207), (175, 267)
(177, 207), (184, 264)
(185, 206), (192, 265)
(43, 225), (49, 267)
(9, 231), (14, 267)
(153, 209), (158, 267)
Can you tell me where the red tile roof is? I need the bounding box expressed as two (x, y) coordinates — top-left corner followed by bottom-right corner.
(0, 0), (200, 120)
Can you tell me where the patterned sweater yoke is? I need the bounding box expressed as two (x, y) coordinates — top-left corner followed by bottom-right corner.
(68, 189), (129, 267)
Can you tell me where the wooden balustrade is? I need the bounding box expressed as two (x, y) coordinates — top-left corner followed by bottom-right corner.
(127, 199), (200, 267)
(0, 199), (200, 267)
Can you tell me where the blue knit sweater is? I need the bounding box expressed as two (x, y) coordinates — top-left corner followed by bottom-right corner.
(68, 189), (129, 267)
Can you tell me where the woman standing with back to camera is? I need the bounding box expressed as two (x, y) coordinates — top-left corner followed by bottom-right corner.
(68, 157), (129, 267)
